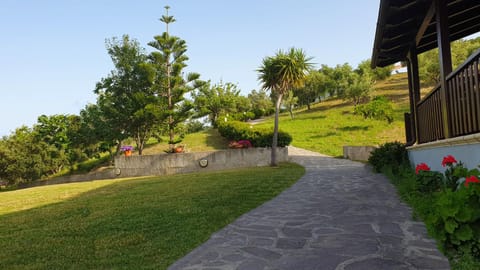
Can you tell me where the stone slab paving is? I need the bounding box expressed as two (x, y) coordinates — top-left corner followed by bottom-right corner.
(168, 147), (450, 270)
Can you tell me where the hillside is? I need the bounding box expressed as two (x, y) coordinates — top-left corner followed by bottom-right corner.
(124, 73), (435, 158)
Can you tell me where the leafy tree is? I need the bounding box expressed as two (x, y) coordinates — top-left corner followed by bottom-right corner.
(356, 59), (392, 81)
(247, 89), (274, 118)
(343, 73), (374, 108)
(257, 47), (313, 166)
(293, 70), (327, 110)
(148, 6), (204, 152)
(192, 81), (241, 126)
(283, 90), (298, 119)
(34, 114), (86, 170)
(94, 35), (156, 155)
(418, 37), (480, 85)
(0, 127), (60, 184)
(79, 104), (119, 161)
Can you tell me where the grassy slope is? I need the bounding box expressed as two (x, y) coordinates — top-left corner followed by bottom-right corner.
(0, 163), (304, 269)
(255, 73), (413, 157)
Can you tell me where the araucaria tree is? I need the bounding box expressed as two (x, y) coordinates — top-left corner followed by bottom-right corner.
(257, 48), (313, 166)
(148, 6), (204, 152)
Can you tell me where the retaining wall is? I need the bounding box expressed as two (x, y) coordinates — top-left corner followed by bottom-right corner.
(114, 147), (288, 178)
(343, 145), (377, 161)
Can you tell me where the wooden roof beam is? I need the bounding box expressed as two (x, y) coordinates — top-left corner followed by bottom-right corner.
(415, 1), (436, 46)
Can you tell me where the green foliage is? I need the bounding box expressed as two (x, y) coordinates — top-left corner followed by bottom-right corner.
(355, 96), (394, 123)
(416, 170), (444, 193)
(368, 141), (408, 173)
(184, 120), (205, 134)
(418, 37), (480, 85)
(257, 47), (313, 165)
(147, 8), (204, 151)
(293, 70), (328, 109)
(0, 164), (305, 269)
(427, 187), (480, 259)
(381, 153), (480, 268)
(247, 89), (274, 118)
(217, 121), (292, 147)
(94, 35), (155, 155)
(192, 81), (250, 126)
(356, 59), (392, 81)
(343, 73), (374, 107)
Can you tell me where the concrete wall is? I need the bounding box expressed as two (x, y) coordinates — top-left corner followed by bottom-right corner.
(343, 146), (377, 161)
(114, 147), (288, 178)
(408, 134), (480, 173)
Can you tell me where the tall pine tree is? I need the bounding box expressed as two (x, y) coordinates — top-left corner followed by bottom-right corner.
(148, 6), (204, 152)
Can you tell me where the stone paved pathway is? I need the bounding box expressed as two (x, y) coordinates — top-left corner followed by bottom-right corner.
(168, 147), (450, 270)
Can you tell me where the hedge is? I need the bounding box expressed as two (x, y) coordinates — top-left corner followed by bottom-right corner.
(217, 120), (292, 147)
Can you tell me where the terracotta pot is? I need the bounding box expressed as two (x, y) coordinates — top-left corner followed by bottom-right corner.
(124, 150), (132, 157)
(175, 146), (184, 153)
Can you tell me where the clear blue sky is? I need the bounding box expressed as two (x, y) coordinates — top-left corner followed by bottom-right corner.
(0, 0), (381, 136)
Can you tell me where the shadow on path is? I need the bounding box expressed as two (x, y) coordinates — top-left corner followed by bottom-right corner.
(168, 147), (450, 270)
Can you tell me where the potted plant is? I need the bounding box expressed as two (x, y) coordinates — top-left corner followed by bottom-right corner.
(121, 145), (134, 157)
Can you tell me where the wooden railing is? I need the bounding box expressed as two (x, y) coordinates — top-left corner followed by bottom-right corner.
(417, 85), (444, 143)
(446, 48), (480, 138)
(414, 48), (480, 144)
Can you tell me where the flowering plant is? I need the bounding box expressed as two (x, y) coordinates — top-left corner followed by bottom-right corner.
(415, 155), (480, 192)
(120, 145), (134, 152)
(415, 163), (430, 174)
(441, 155), (457, 167)
(228, 139), (252, 149)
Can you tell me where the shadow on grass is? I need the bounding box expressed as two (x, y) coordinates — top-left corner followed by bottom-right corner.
(310, 131), (338, 139)
(0, 164), (304, 269)
(204, 128), (229, 150)
(338, 125), (370, 132)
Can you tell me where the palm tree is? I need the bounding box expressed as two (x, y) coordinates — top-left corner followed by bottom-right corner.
(257, 48), (313, 166)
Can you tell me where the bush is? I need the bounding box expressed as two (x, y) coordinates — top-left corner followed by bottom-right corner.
(427, 186), (480, 259)
(185, 120), (205, 134)
(416, 170), (444, 193)
(368, 141), (408, 173)
(355, 96), (394, 123)
(217, 121), (292, 147)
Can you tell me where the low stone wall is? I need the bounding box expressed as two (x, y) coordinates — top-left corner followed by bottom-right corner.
(114, 147), (288, 178)
(343, 146), (377, 161)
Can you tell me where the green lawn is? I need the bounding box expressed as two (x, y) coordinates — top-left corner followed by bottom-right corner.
(256, 98), (406, 157)
(0, 163), (304, 269)
(142, 128), (229, 155)
(252, 73), (429, 157)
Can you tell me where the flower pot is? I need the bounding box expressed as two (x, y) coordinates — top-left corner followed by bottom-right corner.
(124, 150), (132, 157)
(174, 146), (184, 153)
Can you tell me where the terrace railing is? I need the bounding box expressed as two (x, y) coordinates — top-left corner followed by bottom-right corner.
(417, 84), (444, 143)
(415, 48), (480, 144)
(446, 48), (480, 138)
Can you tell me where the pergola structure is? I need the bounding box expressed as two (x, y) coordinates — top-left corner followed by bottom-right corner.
(371, 0), (480, 147)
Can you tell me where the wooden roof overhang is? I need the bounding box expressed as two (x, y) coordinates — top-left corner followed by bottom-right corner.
(371, 0), (480, 68)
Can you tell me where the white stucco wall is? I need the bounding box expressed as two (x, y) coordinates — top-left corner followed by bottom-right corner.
(408, 134), (480, 173)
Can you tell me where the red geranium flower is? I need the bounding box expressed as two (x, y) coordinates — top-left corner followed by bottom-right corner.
(415, 163), (431, 174)
(442, 155), (457, 167)
(464, 175), (480, 188)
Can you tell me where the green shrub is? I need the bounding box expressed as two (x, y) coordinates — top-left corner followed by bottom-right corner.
(368, 141), (409, 173)
(355, 96), (394, 123)
(427, 186), (480, 259)
(217, 121), (292, 147)
(416, 170), (444, 193)
(185, 120), (205, 134)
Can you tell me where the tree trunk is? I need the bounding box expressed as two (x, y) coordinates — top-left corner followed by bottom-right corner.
(307, 103), (311, 110)
(271, 93), (283, 166)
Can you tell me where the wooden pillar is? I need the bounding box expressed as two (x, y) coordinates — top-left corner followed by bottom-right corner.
(435, 0), (452, 138)
(407, 47), (421, 144)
